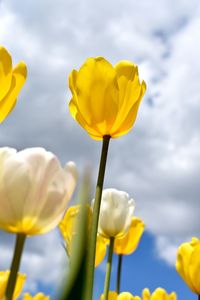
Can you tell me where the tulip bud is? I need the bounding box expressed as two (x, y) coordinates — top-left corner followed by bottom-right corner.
(93, 188), (135, 238)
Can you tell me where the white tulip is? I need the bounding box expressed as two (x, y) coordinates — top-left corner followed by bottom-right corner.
(0, 147), (77, 235)
(94, 188), (135, 238)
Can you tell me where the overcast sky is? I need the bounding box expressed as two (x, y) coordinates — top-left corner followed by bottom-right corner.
(1, 0), (200, 298)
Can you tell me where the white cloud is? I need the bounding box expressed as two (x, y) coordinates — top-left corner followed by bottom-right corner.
(155, 236), (180, 265)
(0, 230), (66, 295)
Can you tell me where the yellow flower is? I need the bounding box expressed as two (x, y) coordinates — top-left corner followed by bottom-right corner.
(0, 46), (27, 123)
(23, 293), (50, 300)
(100, 291), (136, 300)
(59, 205), (83, 254)
(136, 288), (177, 300)
(0, 270), (26, 299)
(59, 205), (144, 266)
(100, 291), (118, 300)
(96, 216), (144, 261)
(69, 57), (146, 140)
(114, 217), (144, 255)
(0, 147), (77, 235)
(95, 234), (108, 267)
(117, 293), (135, 300)
(59, 205), (108, 267)
(100, 289), (176, 300)
(176, 237), (200, 295)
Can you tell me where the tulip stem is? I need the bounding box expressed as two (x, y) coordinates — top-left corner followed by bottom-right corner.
(4, 233), (26, 300)
(84, 135), (110, 300)
(116, 254), (123, 294)
(103, 237), (115, 300)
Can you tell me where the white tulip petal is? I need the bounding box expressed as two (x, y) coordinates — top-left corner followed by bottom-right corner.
(64, 161), (78, 199)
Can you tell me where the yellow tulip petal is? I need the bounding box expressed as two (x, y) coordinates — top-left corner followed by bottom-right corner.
(95, 235), (108, 267)
(59, 205), (92, 255)
(0, 46), (12, 100)
(69, 98), (103, 139)
(0, 62), (27, 122)
(142, 288), (151, 300)
(169, 292), (177, 300)
(114, 217), (145, 255)
(68, 69), (78, 95)
(69, 70), (102, 137)
(176, 240), (197, 293)
(76, 57), (118, 122)
(111, 62), (145, 136)
(0, 270), (26, 300)
(111, 81), (146, 137)
(188, 244), (200, 294)
(23, 293), (50, 300)
(151, 288), (168, 300)
(115, 61), (137, 80)
(118, 292), (135, 300)
(114, 61), (138, 108)
(59, 205), (81, 253)
(100, 291), (118, 300)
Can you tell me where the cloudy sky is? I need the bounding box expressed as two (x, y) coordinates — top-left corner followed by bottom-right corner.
(1, 0), (200, 299)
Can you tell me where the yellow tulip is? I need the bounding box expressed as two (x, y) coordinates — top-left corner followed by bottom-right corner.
(114, 217), (144, 255)
(59, 205), (108, 267)
(95, 234), (109, 267)
(23, 293), (50, 300)
(100, 291), (118, 300)
(139, 288), (176, 300)
(59, 205), (84, 254)
(69, 57), (146, 140)
(100, 291), (136, 300)
(100, 289), (176, 300)
(118, 293), (135, 300)
(0, 46), (27, 122)
(59, 206), (144, 266)
(0, 270), (26, 299)
(176, 237), (200, 295)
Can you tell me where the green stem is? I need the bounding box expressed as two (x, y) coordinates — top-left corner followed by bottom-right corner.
(116, 254), (123, 294)
(84, 135), (110, 300)
(103, 237), (115, 300)
(4, 233), (26, 300)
